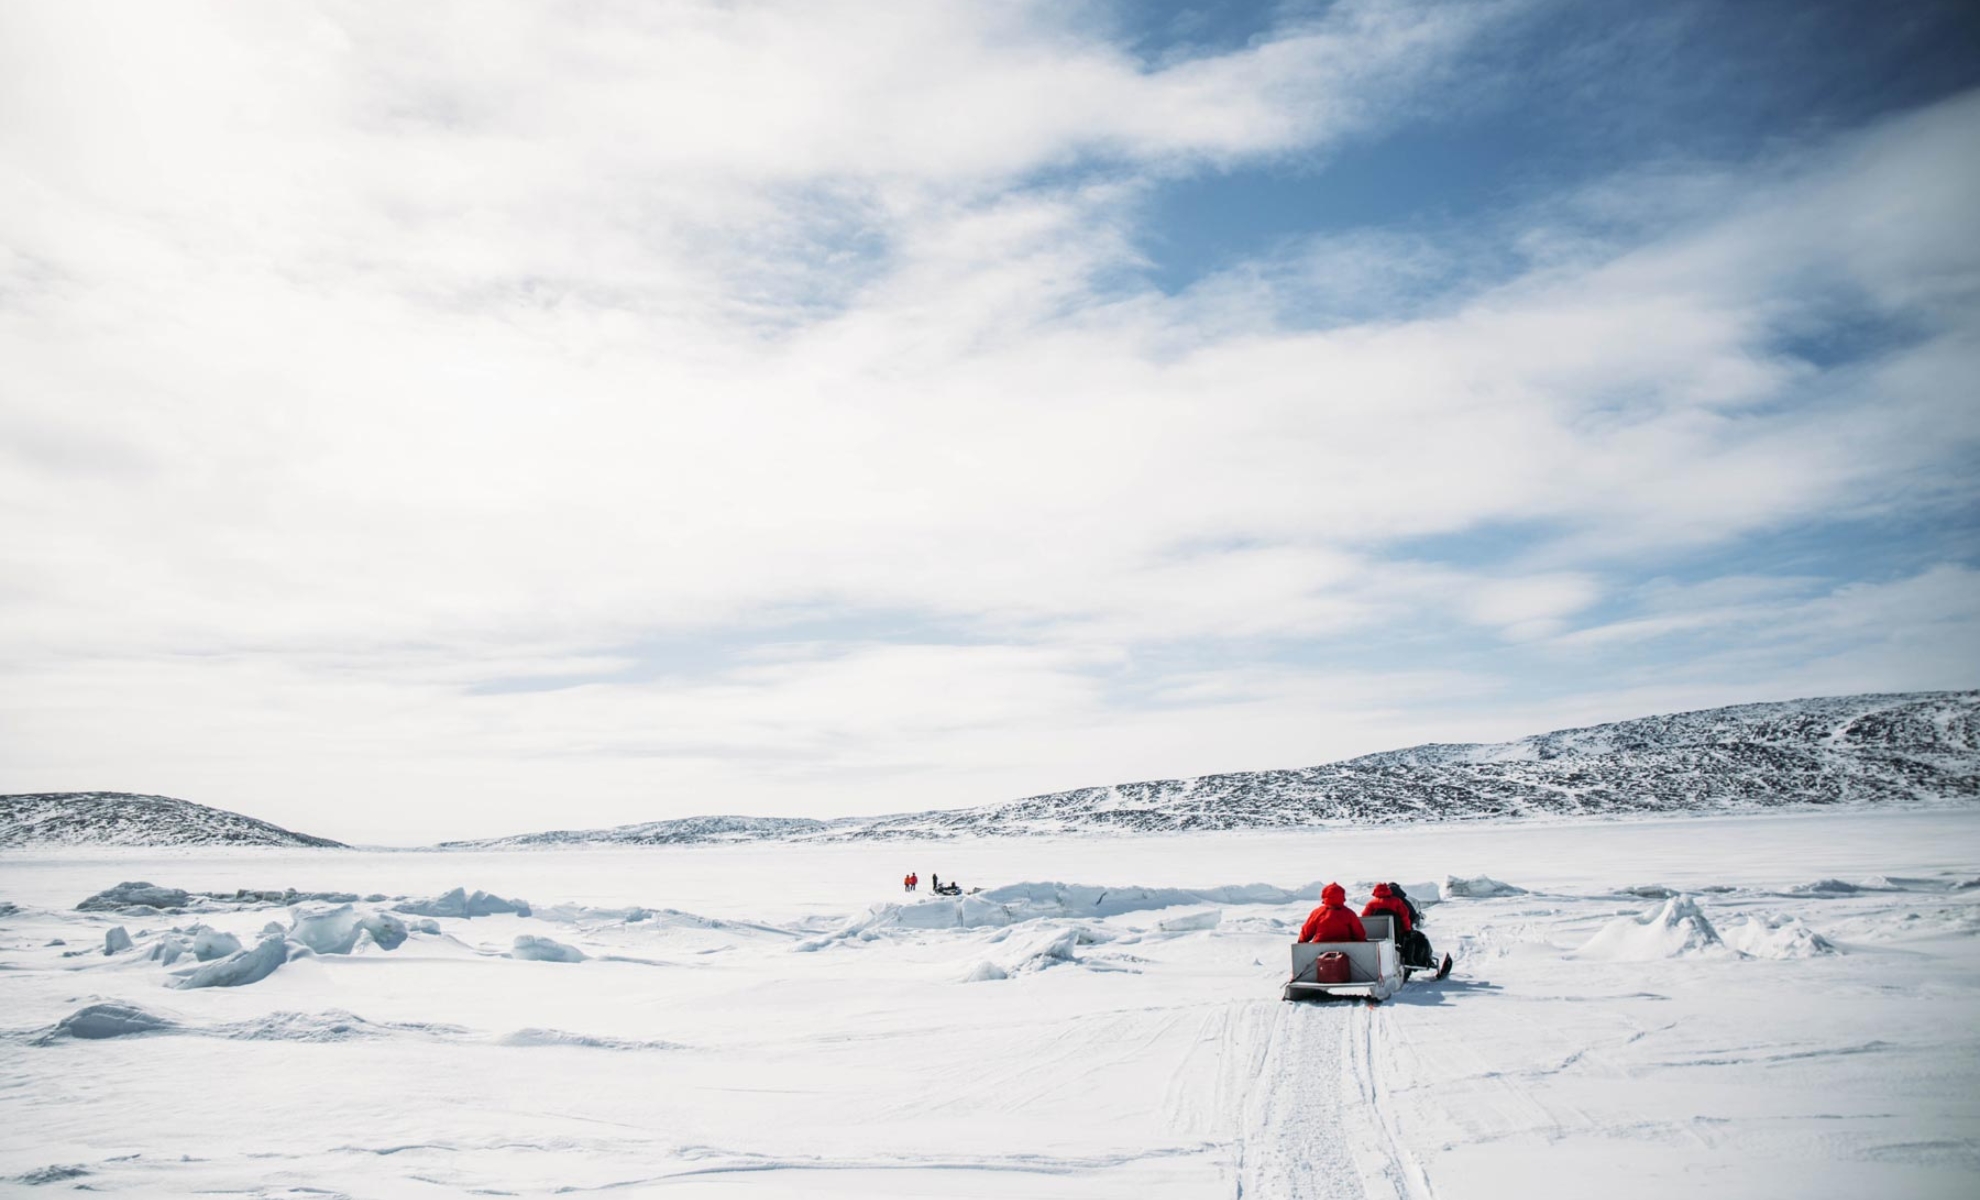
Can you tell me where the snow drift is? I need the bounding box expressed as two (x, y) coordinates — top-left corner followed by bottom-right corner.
(958, 928), (1111, 982)
(1728, 915), (1839, 959)
(1575, 896), (1729, 960)
(41, 1003), (175, 1042)
(495, 1028), (683, 1051)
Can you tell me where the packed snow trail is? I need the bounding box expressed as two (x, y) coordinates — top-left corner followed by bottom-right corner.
(1342, 1004), (1437, 1199)
(1233, 1001), (1364, 1198)
(1213, 996), (1439, 1200)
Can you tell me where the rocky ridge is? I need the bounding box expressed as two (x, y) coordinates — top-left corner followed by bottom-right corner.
(0, 792), (344, 849)
(7, 692), (1976, 850)
(456, 690), (1980, 845)
(444, 814), (829, 848)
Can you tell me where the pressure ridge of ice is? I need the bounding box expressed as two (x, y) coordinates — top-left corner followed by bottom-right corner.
(70, 880), (533, 922)
(394, 887), (531, 919)
(77, 882), (192, 912)
(511, 934), (585, 962)
(1444, 875), (1527, 898)
(289, 904), (409, 955)
(859, 880), (1317, 934)
(170, 935), (290, 989)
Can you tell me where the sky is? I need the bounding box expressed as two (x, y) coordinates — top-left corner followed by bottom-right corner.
(3, 0), (1978, 846)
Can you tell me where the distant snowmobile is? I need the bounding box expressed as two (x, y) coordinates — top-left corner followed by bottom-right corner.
(933, 882), (962, 896)
(1282, 912), (1451, 1004)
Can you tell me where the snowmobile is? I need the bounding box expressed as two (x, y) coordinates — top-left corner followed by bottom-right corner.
(1282, 914), (1452, 1004)
(932, 882), (962, 897)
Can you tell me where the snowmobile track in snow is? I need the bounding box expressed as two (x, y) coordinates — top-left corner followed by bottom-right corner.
(1343, 1004), (1437, 1199)
(1226, 1000), (1438, 1200)
(1233, 1002), (1358, 1198)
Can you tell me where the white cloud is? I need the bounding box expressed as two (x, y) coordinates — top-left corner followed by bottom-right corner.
(1542, 565), (1980, 700)
(1, 4), (1975, 840)
(1464, 574), (1601, 640)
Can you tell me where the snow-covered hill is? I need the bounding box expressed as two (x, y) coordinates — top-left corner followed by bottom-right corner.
(442, 814), (831, 849)
(462, 690), (1979, 846)
(852, 690), (1980, 839)
(10, 693), (1976, 850)
(0, 793), (345, 849)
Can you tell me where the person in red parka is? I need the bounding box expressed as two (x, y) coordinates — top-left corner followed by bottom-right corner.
(1298, 882), (1366, 942)
(1361, 882), (1412, 933)
(1366, 881), (1443, 970)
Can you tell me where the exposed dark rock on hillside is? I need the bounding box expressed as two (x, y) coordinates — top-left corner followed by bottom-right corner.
(460, 690), (1980, 845)
(11, 693), (1974, 850)
(0, 792), (344, 849)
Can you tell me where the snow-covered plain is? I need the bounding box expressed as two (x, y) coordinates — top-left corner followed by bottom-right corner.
(3, 808), (1978, 1198)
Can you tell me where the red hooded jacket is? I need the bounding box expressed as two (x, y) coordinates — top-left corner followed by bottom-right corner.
(1361, 883), (1412, 934)
(1299, 883), (1366, 942)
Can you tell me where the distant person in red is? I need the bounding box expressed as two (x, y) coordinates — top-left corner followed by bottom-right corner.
(904, 872), (918, 892)
(1298, 882), (1366, 942)
(1361, 882), (1411, 933)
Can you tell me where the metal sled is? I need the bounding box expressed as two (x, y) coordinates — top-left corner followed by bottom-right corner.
(1283, 914), (1406, 1003)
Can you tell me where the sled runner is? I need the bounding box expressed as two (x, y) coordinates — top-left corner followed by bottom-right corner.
(1282, 914), (1449, 1003)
